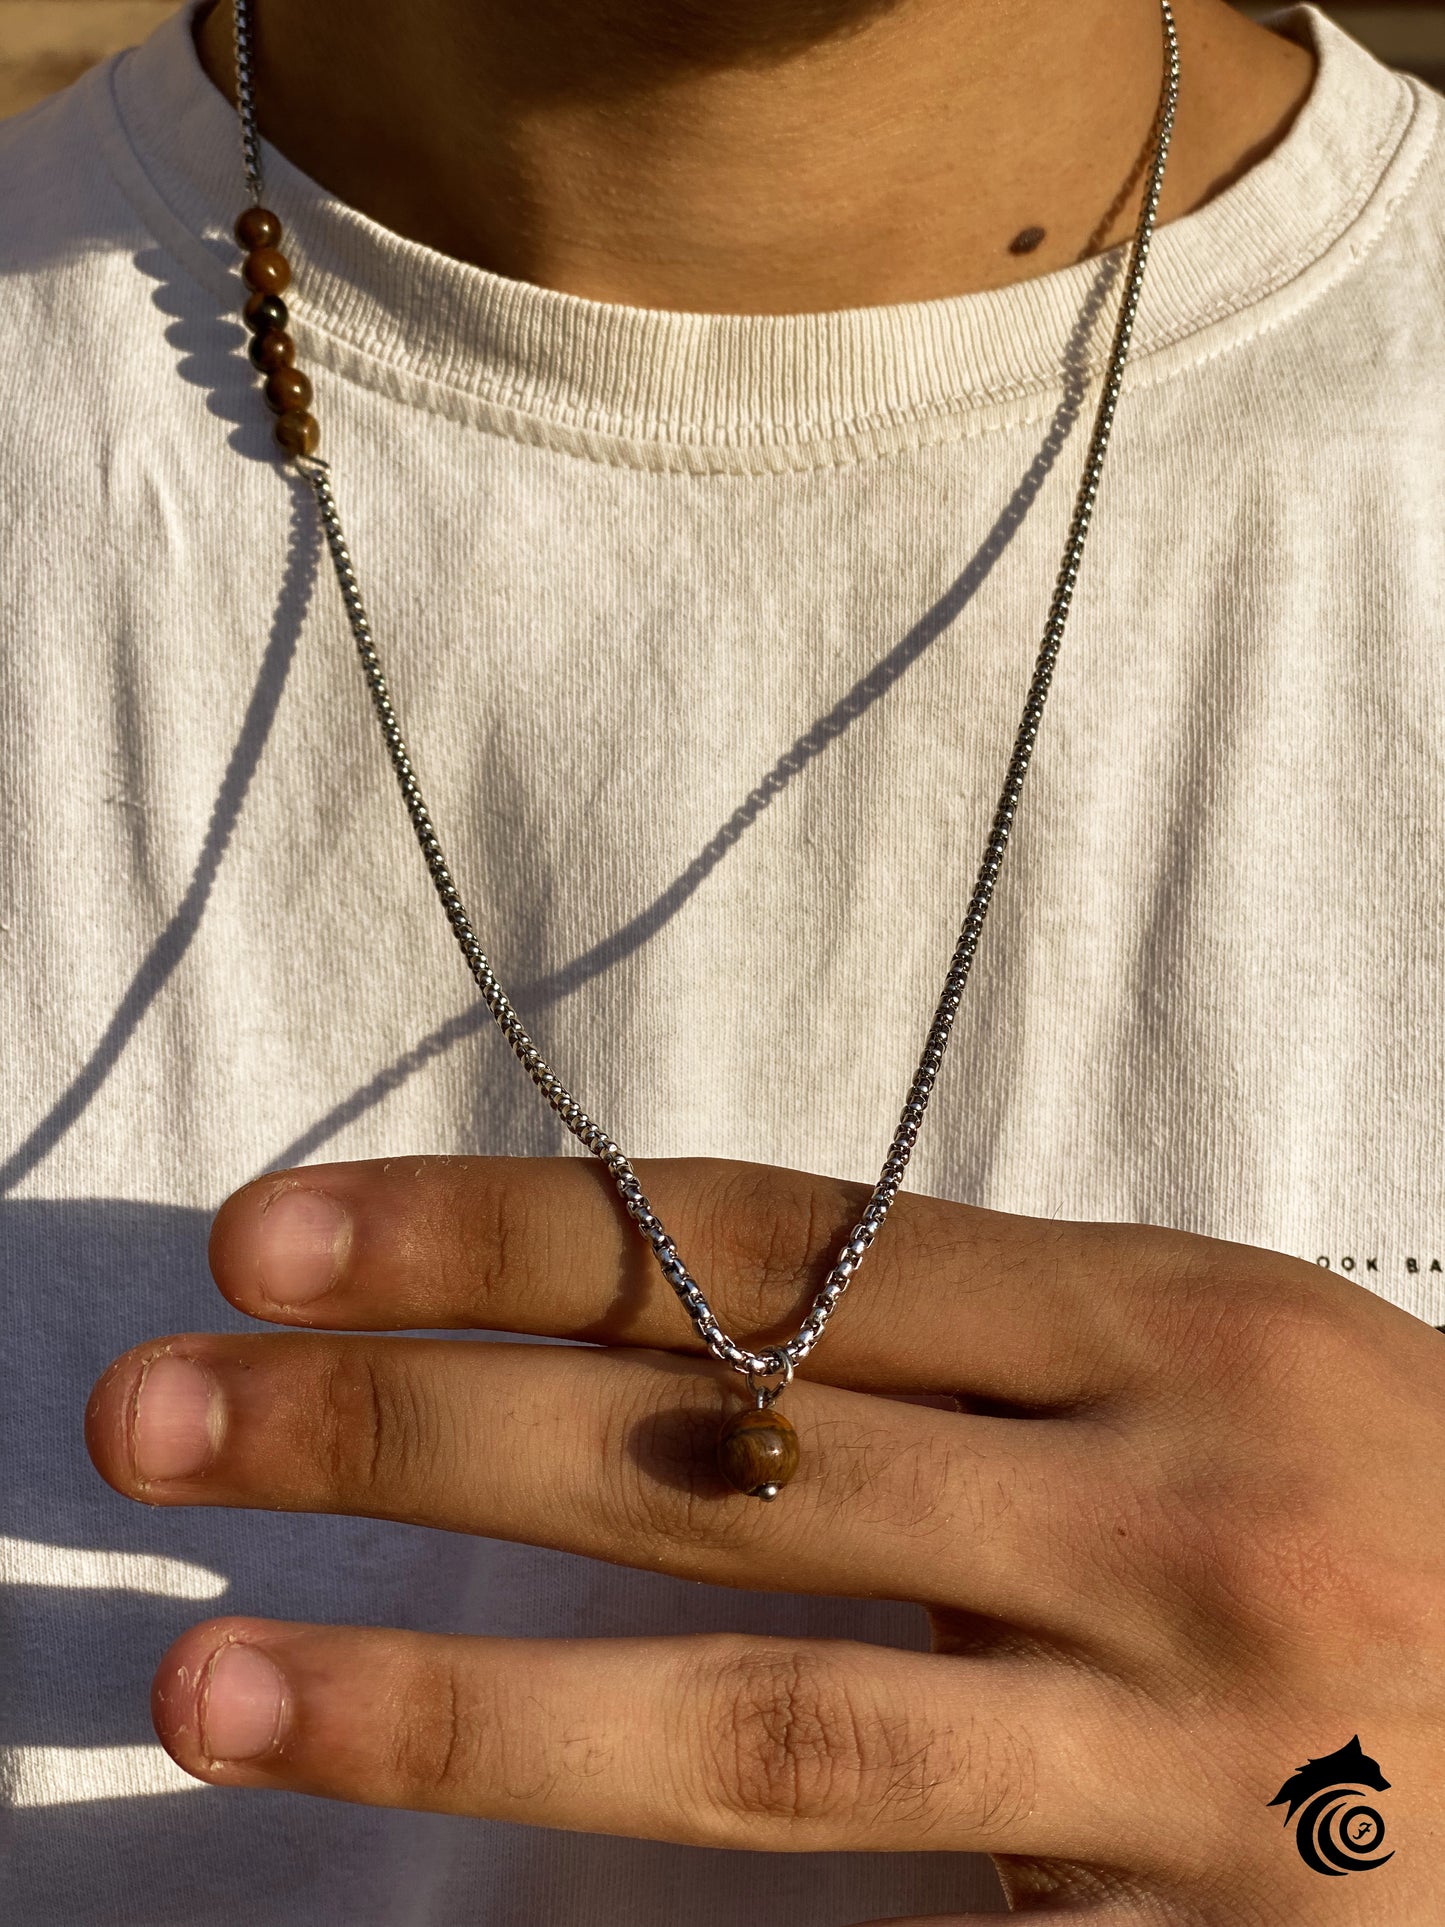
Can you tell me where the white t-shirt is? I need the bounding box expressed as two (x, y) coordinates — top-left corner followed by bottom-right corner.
(2, 2), (1443, 1920)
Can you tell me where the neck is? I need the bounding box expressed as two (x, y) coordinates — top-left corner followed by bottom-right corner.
(197, 0), (1312, 314)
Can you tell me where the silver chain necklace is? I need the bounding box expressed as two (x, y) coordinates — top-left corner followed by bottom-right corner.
(225, 0), (1179, 1499)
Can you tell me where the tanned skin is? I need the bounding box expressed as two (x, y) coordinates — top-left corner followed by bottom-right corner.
(195, 0), (1313, 311)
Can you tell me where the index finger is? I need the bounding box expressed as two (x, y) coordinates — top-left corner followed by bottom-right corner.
(207, 1153), (1247, 1398)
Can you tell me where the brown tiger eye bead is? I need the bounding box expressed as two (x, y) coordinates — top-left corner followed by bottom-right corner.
(273, 410), (320, 459)
(242, 247), (291, 296)
(716, 1405), (799, 1501)
(235, 206), (282, 250)
(264, 365), (313, 415)
(249, 329), (296, 374)
(243, 290), (288, 334)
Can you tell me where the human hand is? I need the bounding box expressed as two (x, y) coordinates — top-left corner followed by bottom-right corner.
(86, 1157), (1445, 1923)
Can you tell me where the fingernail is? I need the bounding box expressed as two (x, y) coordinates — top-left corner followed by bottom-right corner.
(257, 1188), (350, 1306)
(132, 1357), (223, 1482)
(201, 1643), (288, 1762)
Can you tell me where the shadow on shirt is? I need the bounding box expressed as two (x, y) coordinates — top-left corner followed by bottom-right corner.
(2, 245), (1122, 1196)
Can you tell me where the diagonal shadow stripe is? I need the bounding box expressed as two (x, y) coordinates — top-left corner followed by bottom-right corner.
(0, 482), (319, 1198)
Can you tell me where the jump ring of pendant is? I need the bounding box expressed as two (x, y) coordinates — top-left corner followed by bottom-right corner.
(744, 1351), (795, 1407)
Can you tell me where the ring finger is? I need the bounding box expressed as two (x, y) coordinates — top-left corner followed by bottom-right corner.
(151, 1615), (1139, 1862)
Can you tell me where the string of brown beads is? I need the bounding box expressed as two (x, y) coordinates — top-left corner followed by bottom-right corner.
(716, 1400), (800, 1501)
(234, 206), (319, 460)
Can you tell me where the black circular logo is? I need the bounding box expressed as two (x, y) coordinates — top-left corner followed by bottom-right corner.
(1267, 1737), (1393, 1875)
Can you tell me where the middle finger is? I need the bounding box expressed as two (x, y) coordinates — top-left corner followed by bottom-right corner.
(87, 1333), (1109, 1624)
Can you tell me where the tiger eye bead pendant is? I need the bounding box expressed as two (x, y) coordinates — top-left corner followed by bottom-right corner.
(716, 1399), (800, 1502)
(235, 206), (319, 462)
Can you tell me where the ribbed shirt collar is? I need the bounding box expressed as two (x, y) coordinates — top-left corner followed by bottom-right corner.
(95, 2), (1421, 453)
